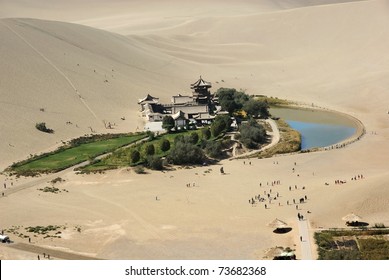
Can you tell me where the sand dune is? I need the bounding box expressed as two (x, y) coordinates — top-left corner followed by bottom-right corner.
(1, 0), (389, 259)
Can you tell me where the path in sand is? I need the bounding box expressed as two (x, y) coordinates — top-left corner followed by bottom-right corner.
(298, 219), (313, 260)
(232, 118), (281, 159)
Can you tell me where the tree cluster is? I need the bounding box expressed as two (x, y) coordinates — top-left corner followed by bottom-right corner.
(168, 136), (204, 165)
(215, 88), (270, 118)
(239, 118), (267, 149)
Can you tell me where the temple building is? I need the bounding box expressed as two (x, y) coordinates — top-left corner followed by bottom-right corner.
(139, 77), (220, 129)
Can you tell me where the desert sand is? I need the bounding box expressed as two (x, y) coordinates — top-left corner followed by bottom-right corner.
(1, 0), (389, 259)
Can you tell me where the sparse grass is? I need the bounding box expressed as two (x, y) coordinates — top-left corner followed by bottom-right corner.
(37, 186), (68, 194)
(254, 119), (301, 158)
(315, 228), (389, 260)
(253, 95), (291, 107)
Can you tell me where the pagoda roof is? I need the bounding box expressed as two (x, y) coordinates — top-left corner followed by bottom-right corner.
(190, 76), (212, 89)
(138, 94), (159, 104)
(172, 110), (187, 120)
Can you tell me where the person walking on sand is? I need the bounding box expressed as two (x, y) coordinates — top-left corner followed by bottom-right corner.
(300, 236), (302, 242)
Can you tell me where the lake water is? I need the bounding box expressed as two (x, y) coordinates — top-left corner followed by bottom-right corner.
(270, 107), (357, 150)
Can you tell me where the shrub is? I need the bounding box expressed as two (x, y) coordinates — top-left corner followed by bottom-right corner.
(189, 132), (199, 144)
(168, 141), (204, 165)
(130, 150), (141, 163)
(162, 116), (175, 132)
(35, 122), (54, 133)
(239, 118), (267, 148)
(133, 166), (146, 174)
(146, 156), (164, 170)
(201, 128), (211, 140)
(145, 144), (155, 156)
(210, 115), (231, 137)
(205, 141), (223, 158)
(160, 139), (171, 152)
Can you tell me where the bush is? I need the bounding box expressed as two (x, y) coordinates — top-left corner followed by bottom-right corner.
(130, 150), (141, 163)
(160, 139), (171, 152)
(168, 141), (204, 165)
(134, 166), (146, 174)
(145, 144), (155, 156)
(35, 122), (54, 133)
(205, 141), (223, 158)
(146, 156), (164, 170)
(201, 128), (211, 140)
(211, 115), (231, 137)
(189, 132), (199, 144)
(243, 99), (270, 118)
(239, 118), (267, 148)
(162, 115), (175, 132)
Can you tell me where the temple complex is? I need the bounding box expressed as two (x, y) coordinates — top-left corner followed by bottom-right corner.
(138, 77), (222, 129)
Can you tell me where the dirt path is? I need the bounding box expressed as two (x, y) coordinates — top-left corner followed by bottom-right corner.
(231, 118), (280, 159)
(298, 219), (313, 260)
(7, 242), (101, 260)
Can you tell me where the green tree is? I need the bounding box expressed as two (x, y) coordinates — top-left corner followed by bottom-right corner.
(243, 99), (270, 118)
(130, 150), (140, 163)
(215, 88), (249, 114)
(145, 144), (155, 156)
(210, 114), (231, 137)
(201, 127), (211, 140)
(205, 141), (223, 158)
(239, 118), (267, 149)
(189, 132), (199, 144)
(168, 141), (204, 165)
(160, 139), (171, 152)
(162, 116), (175, 132)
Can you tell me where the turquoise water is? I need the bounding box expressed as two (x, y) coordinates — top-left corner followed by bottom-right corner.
(270, 107), (357, 150)
(286, 120), (356, 150)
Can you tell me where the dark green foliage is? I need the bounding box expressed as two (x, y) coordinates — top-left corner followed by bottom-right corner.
(35, 122), (54, 133)
(205, 141), (223, 158)
(174, 135), (185, 144)
(216, 88), (248, 114)
(145, 144), (155, 156)
(160, 139), (171, 152)
(201, 127), (211, 140)
(147, 131), (155, 141)
(359, 239), (389, 260)
(315, 229), (389, 260)
(189, 132), (199, 144)
(239, 118), (267, 148)
(146, 156), (164, 170)
(162, 115), (175, 132)
(243, 99), (270, 118)
(319, 250), (362, 260)
(130, 150), (141, 163)
(168, 141), (204, 165)
(210, 115), (231, 137)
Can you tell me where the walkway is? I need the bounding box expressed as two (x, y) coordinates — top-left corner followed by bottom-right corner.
(231, 118), (280, 159)
(8, 243), (101, 260)
(298, 218), (313, 260)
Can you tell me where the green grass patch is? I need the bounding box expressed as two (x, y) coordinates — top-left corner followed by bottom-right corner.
(315, 228), (389, 260)
(8, 133), (147, 176)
